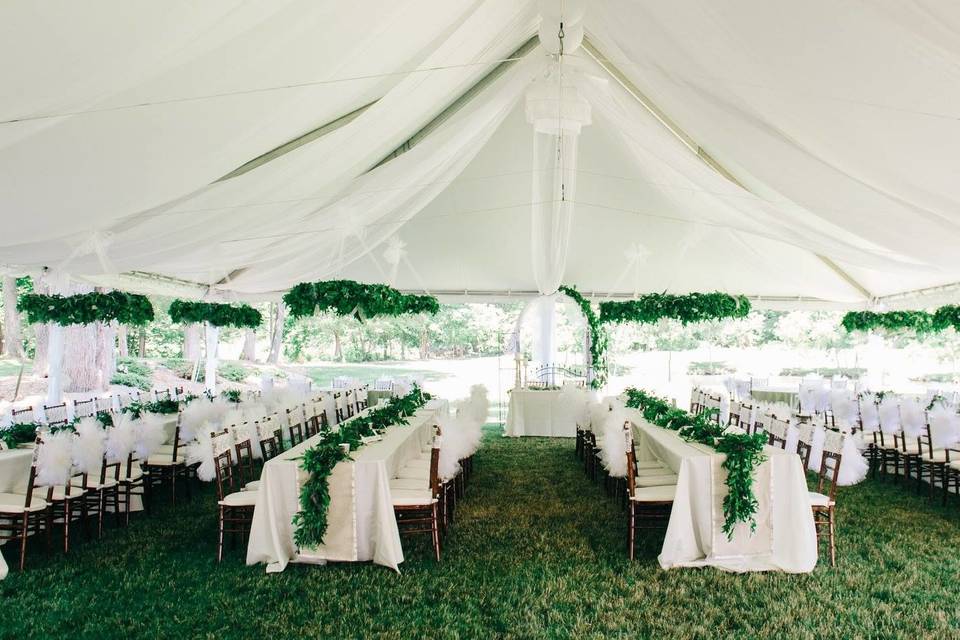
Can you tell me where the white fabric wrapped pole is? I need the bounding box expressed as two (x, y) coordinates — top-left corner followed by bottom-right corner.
(204, 323), (219, 395)
(46, 323), (66, 404)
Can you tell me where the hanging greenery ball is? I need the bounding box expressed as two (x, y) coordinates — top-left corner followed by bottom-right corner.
(840, 310), (936, 334)
(18, 291), (154, 326)
(168, 300), (262, 328)
(283, 280), (440, 321)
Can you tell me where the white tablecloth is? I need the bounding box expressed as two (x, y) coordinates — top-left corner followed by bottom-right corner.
(505, 389), (576, 438)
(629, 410), (818, 573)
(246, 399), (445, 573)
(0, 447), (33, 580)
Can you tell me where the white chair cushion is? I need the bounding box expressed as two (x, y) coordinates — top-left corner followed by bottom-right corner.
(390, 478), (428, 491)
(32, 486), (86, 501)
(243, 481), (261, 491)
(635, 460), (666, 470)
(635, 474), (679, 487)
(396, 467), (430, 480)
(121, 467), (144, 482)
(635, 466), (669, 477)
(0, 492), (48, 513)
(921, 449), (950, 462)
(145, 454), (185, 466)
(218, 491), (258, 507)
(391, 488), (437, 507)
(630, 485), (676, 503)
(79, 477), (119, 491)
(808, 491), (834, 507)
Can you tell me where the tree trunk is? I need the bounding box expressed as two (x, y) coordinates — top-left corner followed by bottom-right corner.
(241, 328), (256, 361)
(266, 302), (286, 365)
(419, 327), (429, 360)
(1, 276), (22, 358)
(333, 330), (343, 362)
(117, 324), (129, 357)
(183, 323), (201, 361)
(96, 322), (117, 390)
(32, 274), (50, 376)
(63, 283), (100, 393)
(138, 327), (147, 358)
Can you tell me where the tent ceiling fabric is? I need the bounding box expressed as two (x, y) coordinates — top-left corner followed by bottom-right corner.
(2, 1), (960, 308)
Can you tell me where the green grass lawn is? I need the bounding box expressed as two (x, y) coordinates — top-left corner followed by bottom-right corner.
(4, 427), (960, 639)
(294, 364), (450, 388)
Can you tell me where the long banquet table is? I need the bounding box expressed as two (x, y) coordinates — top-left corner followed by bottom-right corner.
(0, 447), (33, 580)
(505, 388), (577, 438)
(629, 409), (818, 573)
(246, 398), (446, 573)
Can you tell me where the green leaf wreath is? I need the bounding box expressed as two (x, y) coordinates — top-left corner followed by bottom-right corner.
(292, 386), (430, 548)
(18, 290), (154, 326)
(623, 387), (767, 538)
(840, 310), (936, 334)
(283, 280), (439, 321)
(168, 300), (262, 328)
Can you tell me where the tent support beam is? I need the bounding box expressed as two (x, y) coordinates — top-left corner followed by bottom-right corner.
(582, 37), (875, 302)
(215, 100), (377, 182)
(365, 35), (540, 173)
(878, 281), (960, 304)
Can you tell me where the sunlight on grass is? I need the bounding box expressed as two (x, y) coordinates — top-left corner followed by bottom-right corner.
(2, 425), (960, 638)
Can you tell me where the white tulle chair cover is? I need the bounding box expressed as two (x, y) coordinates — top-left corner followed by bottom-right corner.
(928, 403), (960, 450)
(72, 417), (106, 476)
(799, 384), (819, 415)
(836, 431), (869, 486)
(36, 430), (74, 487)
(599, 404), (629, 478)
(899, 396), (927, 439)
(859, 394), (880, 433)
(877, 396), (902, 435)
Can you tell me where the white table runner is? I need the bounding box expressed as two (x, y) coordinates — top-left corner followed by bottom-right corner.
(246, 399), (444, 573)
(629, 409), (818, 573)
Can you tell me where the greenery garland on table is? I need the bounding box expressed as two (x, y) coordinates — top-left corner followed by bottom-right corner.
(599, 292), (751, 326)
(292, 386), (431, 548)
(121, 398), (181, 420)
(283, 280), (440, 321)
(558, 286), (608, 390)
(624, 388), (767, 539)
(18, 290), (154, 326)
(0, 412), (115, 448)
(168, 300), (262, 328)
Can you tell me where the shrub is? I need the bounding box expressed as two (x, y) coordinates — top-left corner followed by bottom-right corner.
(687, 361), (736, 376)
(218, 362), (250, 383)
(117, 356), (152, 378)
(160, 357), (205, 382)
(111, 371), (152, 391)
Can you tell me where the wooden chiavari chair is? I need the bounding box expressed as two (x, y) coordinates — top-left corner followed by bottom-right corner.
(0, 441), (49, 571)
(42, 402), (69, 425)
(211, 433), (257, 563)
(256, 417), (282, 463)
(143, 413), (190, 505)
(32, 433), (87, 554)
(10, 405), (34, 423)
(768, 417), (789, 449)
(303, 403), (319, 439)
(119, 451), (147, 525)
(154, 389), (171, 402)
(285, 407), (305, 447)
(73, 397), (96, 419)
(390, 432), (442, 561)
(355, 386), (368, 413)
(808, 431), (843, 566)
(728, 400), (742, 428)
(334, 392), (346, 423)
(738, 402), (754, 433)
(915, 420), (949, 499)
(230, 422), (257, 490)
(95, 396), (114, 414)
(624, 424), (674, 560)
(344, 390), (355, 418)
(76, 450), (122, 538)
(689, 388), (701, 414)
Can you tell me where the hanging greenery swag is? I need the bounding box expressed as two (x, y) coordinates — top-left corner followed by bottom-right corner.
(292, 386), (431, 548)
(841, 306), (960, 335)
(556, 289), (750, 391)
(283, 280), (439, 321)
(168, 300), (262, 329)
(18, 291), (154, 326)
(624, 388), (767, 539)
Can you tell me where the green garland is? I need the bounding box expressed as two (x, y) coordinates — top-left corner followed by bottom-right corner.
(1, 412), (114, 448)
(168, 300), (262, 328)
(624, 388), (767, 539)
(840, 310), (936, 334)
(558, 286), (608, 390)
(599, 292), (751, 326)
(121, 398), (181, 420)
(283, 280), (439, 321)
(18, 291), (154, 326)
(292, 386), (430, 548)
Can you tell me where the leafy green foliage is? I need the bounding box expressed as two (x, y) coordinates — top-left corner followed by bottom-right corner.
(218, 362), (250, 383)
(121, 398), (180, 419)
(686, 361), (736, 376)
(624, 387), (766, 537)
(117, 357), (152, 378)
(17, 290), (154, 326)
(283, 280), (440, 321)
(558, 286), (608, 390)
(111, 371), (152, 391)
(600, 292), (750, 326)
(168, 300), (262, 328)
(293, 386), (430, 548)
(221, 389), (242, 403)
(841, 310), (936, 334)
(0, 422), (39, 448)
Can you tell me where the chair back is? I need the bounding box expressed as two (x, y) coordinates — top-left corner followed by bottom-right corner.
(624, 422), (636, 499)
(728, 400), (742, 427)
(257, 417), (281, 461)
(211, 435), (236, 501)
(43, 402), (69, 425)
(815, 431), (844, 502)
(738, 402), (754, 433)
(796, 423), (815, 467)
(768, 417), (789, 449)
(73, 398), (96, 418)
(95, 396), (114, 413)
(429, 435), (442, 499)
(231, 422), (256, 484)
(286, 407), (304, 447)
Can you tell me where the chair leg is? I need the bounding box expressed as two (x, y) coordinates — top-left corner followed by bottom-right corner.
(19, 514), (29, 571)
(217, 506), (225, 564)
(63, 501), (71, 554)
(828, 506), (836, 567)
(431, 503), (441, 562)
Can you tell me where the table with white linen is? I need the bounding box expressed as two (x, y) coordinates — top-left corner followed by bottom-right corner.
(629, 410), (818, 573)
(505, 389), (576, 438)
(0, 447), (34, 580)
(246, 399), (445, 573)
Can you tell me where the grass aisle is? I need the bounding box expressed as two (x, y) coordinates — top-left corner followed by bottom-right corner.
(4, 426), (960, 638)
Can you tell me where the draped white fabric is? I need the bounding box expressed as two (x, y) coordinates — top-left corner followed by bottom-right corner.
(3, 2), (960, 305)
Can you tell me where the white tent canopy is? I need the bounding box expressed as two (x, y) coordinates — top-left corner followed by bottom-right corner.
(3, 0), (960, 309)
